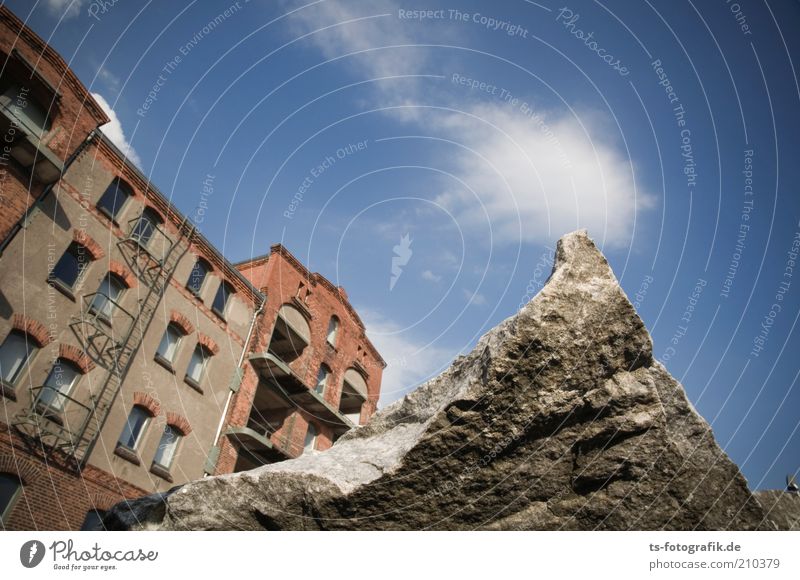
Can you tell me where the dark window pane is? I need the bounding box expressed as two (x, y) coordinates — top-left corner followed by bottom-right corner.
(0, 472), (21, 522)
(118, 406), (149, 450)
(96, 179), (131, 218)
(0, 331), (34, 384)
(212, 282), (232, 316)
(79, 509), (106, 531)
(186, 260), (210, 295)
(51, 243), (89, 288)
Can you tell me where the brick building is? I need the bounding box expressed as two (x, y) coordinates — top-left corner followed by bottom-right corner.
(0, 6), (384, 530)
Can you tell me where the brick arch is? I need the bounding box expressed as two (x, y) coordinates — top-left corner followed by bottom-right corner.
(72, 229), (105, 260)
(11, 314), (52, 347)
(58, 343), (95, 374)
(196, 333), (219, 355)
(169, 311), (194, 335)
(108, 260), (137, 288)
(0, 454), (42, 485)
(165, 412), (192, 435)
(132, 391), (161, 417)
(91, 492), (123, 512)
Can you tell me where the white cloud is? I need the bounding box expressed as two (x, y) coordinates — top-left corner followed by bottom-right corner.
(421, 269), (442, 283)
(284, 0), (652, 248)
(429, 104), (653, 248)
(46, 0), (86, 19)
(362, 309), (454, 406)
(91, 92), (142, 168)
(462, 288), (487, 306)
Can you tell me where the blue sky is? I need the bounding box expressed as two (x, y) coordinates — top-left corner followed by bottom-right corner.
(12, 0), (800, 491)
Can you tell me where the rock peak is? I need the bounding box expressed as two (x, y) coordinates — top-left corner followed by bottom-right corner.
(105, 230), (774, 531)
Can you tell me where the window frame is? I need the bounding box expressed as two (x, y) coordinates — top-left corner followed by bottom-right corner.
(96, 177), (132, 221)
(186, 258), (212, 297)
(50, 241), (91, 291)
(303, 423), (318, 452)
(315, 365), (330, 396)
(326, 316), (340, 347)
(36, 358), (81, 413)
(211, 281), (234, 319)
(116, 405), (151, 452)
(155, 323), (184, 368)
(152, 424), (182, 471)
(131, 207), (163, 248)
(0, 472), (22, 525)
(89, 272), (127, 322)
(184, 344), (209, 389)
(0, 330), (37, 389)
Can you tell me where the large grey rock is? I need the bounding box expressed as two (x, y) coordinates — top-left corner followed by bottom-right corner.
(755, 491), (800, 530)
(105, 230), (773, 530)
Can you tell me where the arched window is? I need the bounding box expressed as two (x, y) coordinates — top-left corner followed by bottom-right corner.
(90, 273), (127, 320)
(326, 316), (340, 347)
(36, 358), (81, 412)
(117, 405), (151, 451)
(156, 323), (184, 366)
(51, 242), (90, 289)
(152, 425), (182, 470)
(315, 365), (331, 395)
(131, 207), (163, 247)
(0, 85), (50, 138)
(0, 330), (37, 386)
(96, 178), (133, 220)
(184, 344), (210, 387)
(0, 472), (22, 525)
(303, 423), (318, 452)
(212, 281), (234, 318)
(186, 258), (212, 296)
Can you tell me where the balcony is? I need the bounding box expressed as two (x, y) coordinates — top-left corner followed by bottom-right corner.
(70, 292), (136, 370)
(225, 415), (298, 465)
(14, 385), (94, 455)
(249, 352), (355, 436)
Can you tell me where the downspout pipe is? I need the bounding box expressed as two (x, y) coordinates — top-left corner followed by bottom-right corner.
(206, 293), (266, 476)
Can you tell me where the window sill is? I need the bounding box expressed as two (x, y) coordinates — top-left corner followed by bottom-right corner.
(183, 375), (204, 394)
(114, 445), (141, 466)
(211, 307), (227, 323)
(150, 463), (173, 482)
(0, 380), (16, 401)
(153, 354), (176, 374)
(97, 205), (122, 227)
(48, 277), (77, 302)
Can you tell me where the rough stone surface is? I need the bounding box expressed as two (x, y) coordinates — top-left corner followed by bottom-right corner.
(105, 230), (774, 530)
(755, 491), (800, 530)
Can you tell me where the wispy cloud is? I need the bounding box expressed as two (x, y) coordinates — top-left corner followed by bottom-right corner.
(284, 0), (652, 248)
(362, 309), (454, 406)
(462, 288), (487, 306)
(45, 0), (86, 19)
(91, 92), (142, 168)
(421, 269), (442, 283)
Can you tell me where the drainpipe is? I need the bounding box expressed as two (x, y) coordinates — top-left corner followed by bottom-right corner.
(205, 293), (266, 476)
(0, 129), (97, 255)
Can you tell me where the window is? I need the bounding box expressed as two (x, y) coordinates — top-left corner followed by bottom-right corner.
(212, 281), (233, 318)
(90, 273), (126, 320)
(315, 365), (330, 395)
(326, 316), (339, 347)
(37, 359), (81, 412)
(0, 472), (22, 524)
(96, 178), (132, 220)
(0, 331), (36, 386)
(303, 423), (318, 452)
(0, 85), (50, 138)
(131, 207), (162, 247)
(51, 242), (90, 289)
(185, 345), (208, 386)
(156, 323), (183, 365)
(117, 406), (150, 450)
(152, 425), (181, 469)
(80, 508), (106, 531)
(186, 258), (211, 296)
